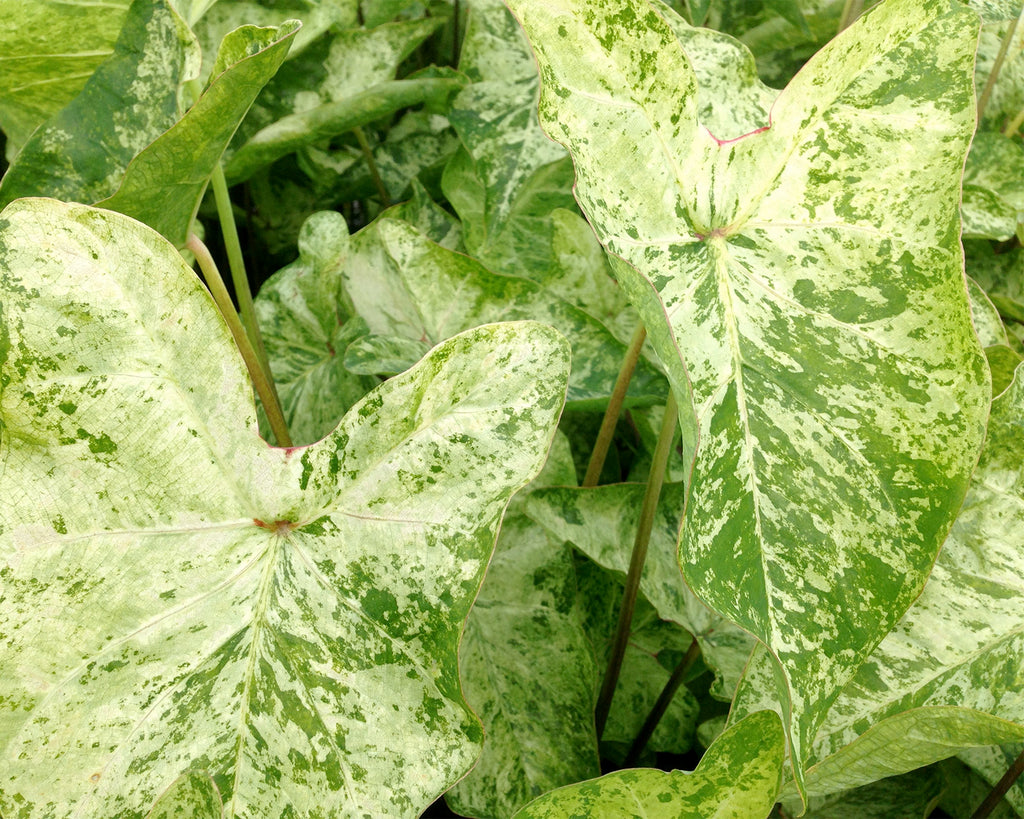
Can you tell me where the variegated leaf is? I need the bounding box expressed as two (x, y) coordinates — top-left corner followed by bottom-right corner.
(254, 211), (378, 445)
(732, 362), (1024, 800)
(508, 0), (989, 787)
(511, 710), (785, 819)
(442, 0), (573, 277)
(0, 0), (200, 209)
(447, 515), (600, 819)
(0, 0), (129, 153)
(527, 484), (755, 702)
(0, 198), (570, 818)
(344, 216), (668, 409)
(98, 20), (299, 246)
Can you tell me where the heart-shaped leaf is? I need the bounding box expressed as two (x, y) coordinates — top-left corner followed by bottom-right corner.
(511, 710), (785, 818)
(0, 198), (570, 817)
(507, 0), (990, 787)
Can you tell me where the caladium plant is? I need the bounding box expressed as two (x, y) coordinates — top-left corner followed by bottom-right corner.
(3, 0), (1024, 817)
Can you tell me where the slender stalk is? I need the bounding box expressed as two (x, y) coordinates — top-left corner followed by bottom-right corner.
(186, 234), (294, 448)
(594, 390), (678, 739)
(971, 746), (1024, 819)
(353, 126), (390, 207)
(209, 163), (287, 423)
(837, 0), (863, 33)
(1003, 104), (1024, 138)
(623, 637), (701, 767)
(583, 325), (647, 487)
(978, 8), (1023, 124)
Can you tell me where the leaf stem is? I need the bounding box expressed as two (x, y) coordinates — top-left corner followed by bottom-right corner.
(622, 636), (701, 767)
(837, 0), (863, 33)
(186, 233), (293, 448)
(583, 325), (647, 487)
(1003, 104), (1024, 138)
(971, 745), (1024, 819)
(353, 126), (390, 208)
(209, 163), (289, 436)
(978, 8), (1023, 124)
(594, 390), (678, 739)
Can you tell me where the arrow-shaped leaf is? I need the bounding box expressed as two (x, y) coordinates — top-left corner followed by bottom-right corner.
(0, 198), (570, 817)
(507, 0), (990, 787)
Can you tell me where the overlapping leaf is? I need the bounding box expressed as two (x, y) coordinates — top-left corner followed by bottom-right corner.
(527, 483), (755, 702)
(442, 0), (574, 277)
(511, 710), (784, 819)
(0, 0), (199, 209)
(0, 0), (129, 153)
(447, 515), (600, 819)
(253, 210), (378, 445)
(731, 362), (1024, 800)
(508, 0), (990, 787)
(0, 199), (570, 817)
(344, 216), (667, 408)
(99, 20), (299, 245)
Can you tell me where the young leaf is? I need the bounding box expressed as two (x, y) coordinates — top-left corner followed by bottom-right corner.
(0, 198), (570, 817)
(511, 710), (785, 818)
(0, 0), (200, 209)
(508, 0), (990, 786)
(97, 20), (300, 246)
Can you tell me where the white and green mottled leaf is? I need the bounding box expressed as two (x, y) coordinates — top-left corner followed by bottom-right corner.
(987, 344), (1024, 396)
(964, 0), (1024, 22)
(343, 333), (430, 376)
(571, 558), (701, 762)
(235, 17), (444, 148)
(527, 484), (755, 702)
(734, 362), (1024, 799)
(511, 710), (785, 819)
(223, 71), (467, 185)
(146, 771), (223, 819)
(969, 276), (1011, 348)
(254, 210), (379, 446)
(446, 515), (600, 819)
(976, 17), (1024, 131)
(776, 766), (945, 819)
(508, 0), (990, 787)
(959, 743), (1024, 816)
(193, 0), (359, 71)
(0, 198), (570, 818)
(543, 209), (639, 345)
(345, 216), (668, 409)
(962, 132), (1024, 241)
(0, 0), (199, 209)
(306, 111), (460, 204)
(97, 20), (298, 246)
(440, 0), (576, 277)
(0, 0), (130, 154)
